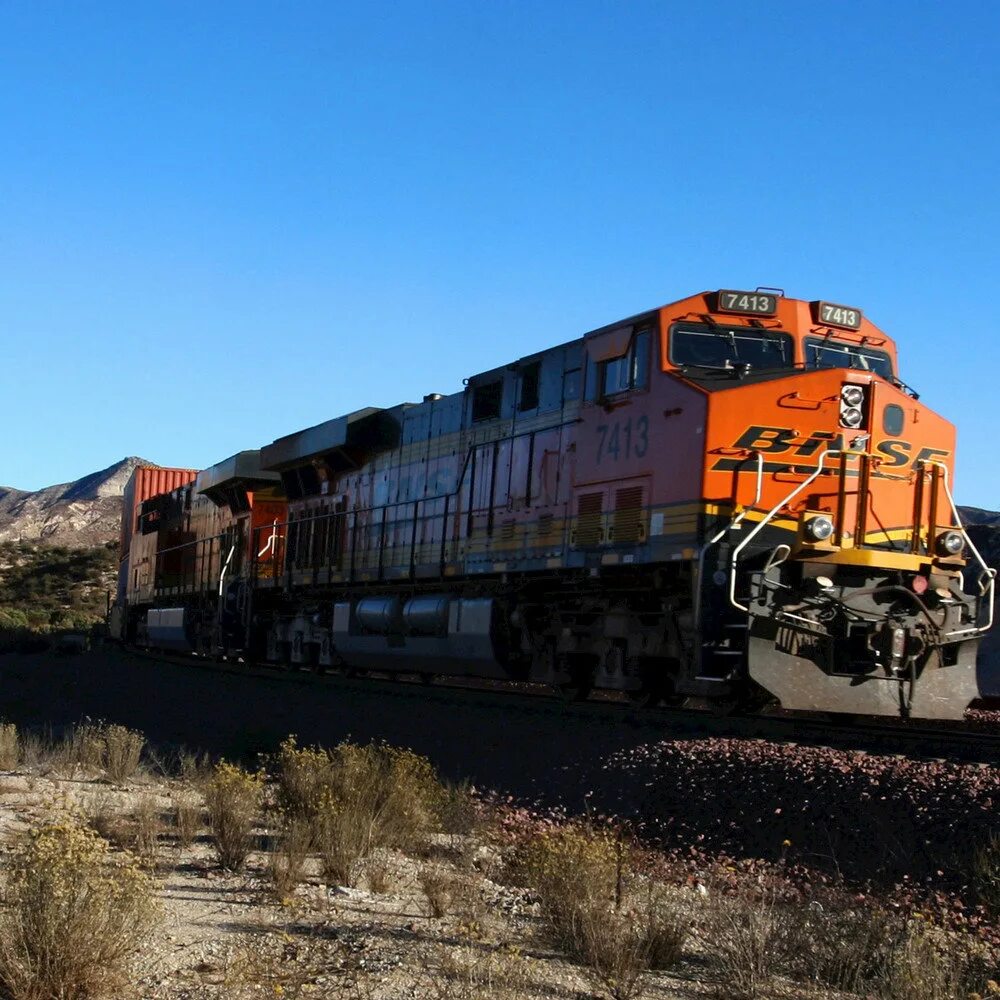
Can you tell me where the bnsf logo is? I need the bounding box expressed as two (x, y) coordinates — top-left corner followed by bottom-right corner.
(714, 426), (950, 471)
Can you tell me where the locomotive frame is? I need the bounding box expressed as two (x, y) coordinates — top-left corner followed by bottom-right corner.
(112, 289), (995, 720)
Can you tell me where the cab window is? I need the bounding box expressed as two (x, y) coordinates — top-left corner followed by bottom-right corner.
(670, 324), (793, 370)
(805, 338), (893, 379)
(599, 329), (649, 397)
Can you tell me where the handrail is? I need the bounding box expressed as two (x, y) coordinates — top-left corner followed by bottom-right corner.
(694, 451), (763, 623)
(728, 448), (841, 612)
(920, 460), (996, 638)
(217, 542), (236, 597)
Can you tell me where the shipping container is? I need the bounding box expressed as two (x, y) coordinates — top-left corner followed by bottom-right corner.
(118, 467), (198, 598)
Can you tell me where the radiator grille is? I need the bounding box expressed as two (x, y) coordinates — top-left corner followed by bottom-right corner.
(612, 486), (645, 544)
(500, 519), (516, 541)
(575, 492), (604, 546)
(536, 512), (554, 539)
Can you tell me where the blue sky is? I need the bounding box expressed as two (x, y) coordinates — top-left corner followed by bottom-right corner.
(1, 1), (998, 505)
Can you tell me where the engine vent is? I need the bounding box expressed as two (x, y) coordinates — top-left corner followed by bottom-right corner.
(536, 512), (554, 539)
(612, 486), (645, 544)
(575, 492), (604, 546)
(500, 519), (516, 541)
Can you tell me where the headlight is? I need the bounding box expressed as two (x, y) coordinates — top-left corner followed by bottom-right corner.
(936, 530), (965, 556)
(840, 406), (864, 428)
(804, 515), (835, 542)
(840, 383), (868, 429)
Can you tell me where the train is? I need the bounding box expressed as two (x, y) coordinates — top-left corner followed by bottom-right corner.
(109, 288), (996, 720)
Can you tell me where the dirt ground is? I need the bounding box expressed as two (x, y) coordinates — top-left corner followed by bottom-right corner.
(0, 761), (842, 1000)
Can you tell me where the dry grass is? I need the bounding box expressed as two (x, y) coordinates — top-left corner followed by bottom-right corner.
(511, 822), (688, 999)
(0, 820), (159, 1000)
(974, 832), (1000, 915)
(101, 724), (145, 784)
(0, 722), (20, 770)
(266, 815), (313, 899)
(305, 740), (443, 886)
(362, 851), (395, 894)
(132, 792), (161, 862)
(790, 899), (896, 993)
(86, 790), (133, 849)
(172, 791), (202, 849)
(205, 762), (263, 871)
(223, 926), (362, 1000)
(700, 888), (798, 1000)
(420, 863), (457, 918)
(418, 941), (533, 1000)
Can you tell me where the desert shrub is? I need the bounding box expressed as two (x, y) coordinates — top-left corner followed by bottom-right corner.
(273, 736), (335, 819)
(62, 721), (145, 782)
(362, 852), (394, 894)
(205, 762), (263, 871)
(419, 942), (532, 1000)
(0, 722), (20, 770)
(172, 791), (202, 849)
(439, 779), (481, 837)
(880, 920), (967, 1000)
(511, 822), (620, 954)
(513, 822), (687, 998)
(132, 793), (161, 862)
(177, 749), (214, 786)
(311, 740), (442, 886)
(791, 899), (897, 992)
(0, 821), (159, 1000)
(266, 816), (313, 899)
(973, 831), (1000, 914)
(69, 722), (106, 774)
(700, 886), (798, 1000)
(101, 724), (145, 783)
(420, 863), (457, 918)
(223, 927), (357, 1000)
(86, 791), (132, 849)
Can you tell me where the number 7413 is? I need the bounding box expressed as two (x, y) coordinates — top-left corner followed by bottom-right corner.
(596, 415), (649, 463)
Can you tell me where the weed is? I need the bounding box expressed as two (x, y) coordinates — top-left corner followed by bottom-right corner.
(418, 941), (532, 1000)
(273, 736), (335, 819)
(510, 821), (619, 956)
(701, 887), (797, 1000)
(0, 722), (20, 770)
(311, 740), (442, 886)
(420, 863), (456, 918)
(267, 815), (313, 899)
(86, 790), (132, 849)
(363, 852), (394, 894)
(974, 832), (1000, 915)
(792, 899), (897, 992)
(0, 821), (159, 1000)
(132, 792), (161, 862)
(223, 926), (358, 1000)
(173, 791), (202, 849)
(101, 724), (145, 783)
(205, 762), (263, 871)
(881, 920), (966, 1000)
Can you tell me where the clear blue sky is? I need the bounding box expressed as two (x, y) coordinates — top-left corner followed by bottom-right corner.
(1, 2), (998, 505)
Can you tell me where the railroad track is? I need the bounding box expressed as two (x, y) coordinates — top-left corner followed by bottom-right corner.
(121, 645), (1000, 765)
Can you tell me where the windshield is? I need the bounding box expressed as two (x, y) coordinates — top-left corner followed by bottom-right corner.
(804, 338), (893, 379)
(670, 324), (794, 370)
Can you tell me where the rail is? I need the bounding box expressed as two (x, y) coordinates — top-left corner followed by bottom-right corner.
(694, 450), (762, 624)
(921, 459), (996, 638)
(728, 448), (842, 613)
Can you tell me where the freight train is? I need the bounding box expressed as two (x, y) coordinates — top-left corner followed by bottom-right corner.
(110, 289), (995, 720)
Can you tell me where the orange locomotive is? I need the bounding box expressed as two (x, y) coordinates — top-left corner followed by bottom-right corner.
(114, 289), (994, 720)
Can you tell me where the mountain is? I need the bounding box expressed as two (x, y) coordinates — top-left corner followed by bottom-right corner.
(0, 457), (153, 548)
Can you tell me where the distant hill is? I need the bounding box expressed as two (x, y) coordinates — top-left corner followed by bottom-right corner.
(0, 457), (153, 548)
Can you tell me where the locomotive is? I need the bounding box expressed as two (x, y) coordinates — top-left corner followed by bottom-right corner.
(111, 289), (995, 720)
